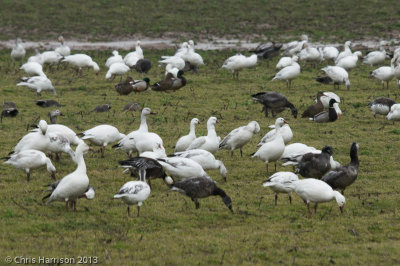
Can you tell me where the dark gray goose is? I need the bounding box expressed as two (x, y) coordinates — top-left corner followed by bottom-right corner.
(93, 104), (111, 113)
(309, 99), (338, 123)
(36, 99), (63, 108)
(171, 176), (233, 212)
(368, 97), (396, 118)
(135, 59), (152, 74)
(1, 101), (18, 122)
(49, 109), (64, 124)
(122, 102), (140, 112)
(301, 91), (326, 118)
(295, 146), (334, 178)
(321, 142), (359, 194)
(119, 157), (173, 188)
(251, 42), (282, 60)
(252, 92), (298, 118)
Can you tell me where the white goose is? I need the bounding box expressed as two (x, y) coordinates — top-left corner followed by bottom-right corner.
(20, 62), (46, 77)
(165, 64), (180, 77)
(263, 171), (299, 205)
(187, 117), (220, 154)
(11, 38), (26, 61)
(113, 180), (150, 217)
(181, 40), (204, 68)
(370, 62), (394, 89)
(32, 119), (83, 146)
(258, 123), (293, 146)
(219, 121), (260, 157)
(80, 125), (126, 157)
(363, 46), (386, 66)
(283, 35), (308, 56)
(41, 51), (63, 67)
(298, 46), (323, 66)
(290, 178), (346, 215)
(276, 55), (298, 70)
(222, 54), (257, 79)
(124, 41), (144, 67)
(387, 104), (400, 122)
(335, 41), (352, 63)
(280, 143), (318, 164)
(4, 149), (56, 181)
(159, 56), (185, 70)
(62, 54), (100, 75)
(175, 118), (200, 152)
(46, 142), (90, 211)
(17, 76), (56, 96)
(322, 46), (339, 62)
(105, 62), (130, 80)
(54, 36), (71, 56)
(251, 118), (287, 173)
(321, 66), (350, 90)
(272, 62), (300, 89)
(171, 149), (227, 181)
(157, 156), (206, 180)
(336, 51), (362, 70)
(392, 56), (400, 88)
(28, 49), (44, 65)
(105, 50), (124, 68)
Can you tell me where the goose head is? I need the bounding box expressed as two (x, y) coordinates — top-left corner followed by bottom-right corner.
(142, 107), (156, 116)
(248, 121), (260, 133)
(83, 186), (95, 200)
(292, 55), (299, 62)
(344, 41), (352, 48)
(91, 61), (100, 75)
(58, 35), (64, 44)
(207, 117), (219, 128)
(38, 120), (48, 135)
(136, 40), (141, 47)
(112, 50), (118, 56)
(76, 142), (90, 156)
(333, 191), (346, 213)
(344, 78), (350, 90)
(321, 146), (334, 156)
(49, 109), (64, 118)
(353, 51), (362, 58)
(191, 118), (200, 126)
(45, 157), (56, 179)
(274, 117), (288, 128)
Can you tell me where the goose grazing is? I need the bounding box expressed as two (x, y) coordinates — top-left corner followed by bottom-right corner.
(180, 40), (204, 72)
(291, 178), (346, 215)
(62, 54), (100, 76)
(322, 46), (339, 62)
(175, 118), (200, 152)
(20, 62), (46, 77)
(41, 51), (63, 69)
(17, 76), (56, 96)
(251, 42), (282, 60)
(320, 66), (350, 90)
(105, 62), (130, 81)
(1, 101), (18, 122)
(157, 156), (206, 180)
(44, 182), (94, 204)
(295, 146), (333, 178)
(336, 51), (362, 71)
(309, 99), (338, 123)
(252, 91), (298, 118)
(335, 41), (352, 64)
(45, 142), (90, 211)
(386, 103), (400, 123)
(170, 149), (227, 181)
(276, 55), (298, 70)
(302, 91), (326, 118)
(4, 149), (56, 181)
(54, 36), (71, 56)
(322, 142), (359, 194)
(11, 38), (26, 62)
(263, 172), (299, 205)
(113, 180), (150, 217)
(187, 117), (220, 154)
(272, 61), (300, 88)
(257, 123), (292, 146)
(105, 50), (124, 68)
(32, 119), (83, 146)
(80, 125), (126, 157)
(135, 59), (152, 73)
(251, 118), (287, 173)
(363, 46), (386, 66)
(370, 63), (394, 90)
(219, 121), (260, 157)
(93, 104), (111, 113)
(122, 102), (140, 112)
(368, 97), (396, 118)
(151, 73), (174, 91)
(124, 41), (144, 67)
(36, 99), (63, 108)
(280, 143), (319, 164)
(221, 54), (257, 79)
(170, 176), (233, 212)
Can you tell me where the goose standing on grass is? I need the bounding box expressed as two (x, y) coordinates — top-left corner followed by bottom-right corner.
(335, 41), (352, 63)
(263, 172), (299, 205)
(321, 66), (350, 90)
(272, 61), (300, 89)
(295, 146), (333, 178)
(322, 46), (339, 62)
(336, 51), (362, 71)
(45, 142), (90, 211)
(302, 91), (326, 118)
(55, 36), (70, 56)
(41, 51), (63, 69)
(322, 142), (359, 194)
(175, 118), (200, 152)
(170, 176), (233, 212)
(113, 179), (150, 217)
(252, 91), (298, 118)
(221, 54), (257, 80)
(20, 62), (46, 77)
(157, 156), (206, 180)
(105, 50), (124, 68)
(251, 118), (287, 173)
(298, 45), (323, 67)
(219, 121), (260, 157)
(187, 117), (220, 154)
(363, 46), (386, 66)
(257, 123), (292, 146)
(17, 76), (56, 96)
(276, 55), (298, 70)
(170, 149), (228, 181)
(282, 34), (308, 56)
(181, 40), (204, 72)
(124, 41), (144, 67)
(368, 97), (396, 118)
(290, 178), (346, 216)
(11, 38), (26, 62)
(105, 62), (130, 81)
(62, 54), (100, 76)
(135, 59), (152, 74)
(310, 99), (338, 123)
(80, 125), (126, 158)
(386, 103), (400, 123)
(159, 55), (185, 70)
(370, 62), (394, 90)
(4, 150), (56, 181)
(28, 49), (44, 65)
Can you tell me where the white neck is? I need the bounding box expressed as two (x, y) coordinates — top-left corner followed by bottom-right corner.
(207, 123), (216, 137)
(139, 113), (149, 132)
(189, 122), (197, 136)
(74, 150), (86, 173)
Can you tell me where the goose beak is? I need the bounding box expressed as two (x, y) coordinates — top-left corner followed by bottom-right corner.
(150, 111), (157, 115)
(59, 112), (64, 116)
(339, 205), (344, 213)
(216, 119), (219, 123)
(284, 120), (288, 124)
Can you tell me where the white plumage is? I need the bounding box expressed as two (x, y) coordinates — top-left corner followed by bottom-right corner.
(363, 47), (386, 66)
(11, 38), (26, 61)
(272, 62), (300, 88)
(105, 50), (124, 68)
(335, 41), (352, 64)
(187, 117), (220, 154)
(322, 46), (339, 61)
(81, 125), (125, 157)
(276, 55), (298, 69)
(17, 76), (56, 95)
(113, 180), (151, 216)
(258, 123), (293, 146)
(105, 62), (130, 80)
(55, 36), (71, 56)
(221, 54), (257, 79)
(157, 157), (206, 180)
(62, 54), (100, 75)
(370, 64), (394, 89)
(159, 56), (185, 70)
(41, 51), (63, 66)
(387, 104), (400, 122)
(336, 51), (362, 70)
(124, 41), (144, 67)
(263, 171), (299, 205)
(20, 62), (46, 77)
(321, 66), (350, 90)
(175, 118), (200, 152)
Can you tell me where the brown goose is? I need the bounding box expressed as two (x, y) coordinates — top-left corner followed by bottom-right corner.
(302, 91), (326, 118)
(93, 104), (111, 113)
(1, 101), (19, 122)
(252, 91), (298, 118)
(122, 102), (140, 112)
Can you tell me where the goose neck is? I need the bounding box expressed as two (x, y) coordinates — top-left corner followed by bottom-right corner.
(189, 122), (196, 136)
(74, 151), (87, 173)
(139, 113), (149, 131)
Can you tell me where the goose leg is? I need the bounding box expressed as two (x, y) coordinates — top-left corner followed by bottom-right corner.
(73, 200), (77, 212)
(314, 203), (318, 214)
(274, 162), (277, 172)
(65, 201), (69, 211)
(275, 193), (278, 206)
(26, 171), (30, 182)
(240, 148), (243, 157)
(231, 150), (234, 157)
(289, 193), (292, 204)
(265, 163), (269, 173)
(101, 146), (105, 158)
(307, 203), (312, 216)
(127, 206), (130, 216)
(193, 198), (200, 209)
(137, 205), (140, 217)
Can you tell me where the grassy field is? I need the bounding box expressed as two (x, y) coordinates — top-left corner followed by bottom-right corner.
(1, 0), (400, 42)
(1, 48), (400, 265)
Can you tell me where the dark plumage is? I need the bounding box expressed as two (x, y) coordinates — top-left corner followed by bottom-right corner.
(1, 108), (19, 122)
(115, 77), (150, 95)
(310, 99), (337, 123)
(368, 97), (396, 118)
(316, 76), (333, 84)
(321, 142), (359, 194)
(251, 42), (282, 59)
(151, 73), (174, 91)
(170, 71), (187, 91)
(115, 76), (134, 95)
(171, 176), (233, 212)
(36, 99), (63, 108)
(302, 91), (326, 118)
(122, 102), (140, 112)
(135, 59), (152, 73)
(296, 146), (334, 178)
(93, 104), (111, 113)
(3, 101), (16, 109)
(182, 61), (198, 73)
(252, 91), (298, 118)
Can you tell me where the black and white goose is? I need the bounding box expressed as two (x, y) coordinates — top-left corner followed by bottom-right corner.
(252, 92), (298, 118)
(309, 99), (338, 123)
(368, 97), (396, 118)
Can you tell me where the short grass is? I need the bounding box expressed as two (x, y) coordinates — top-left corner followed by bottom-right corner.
(1, 0), (400, 42)
(1, 48), (400, 265)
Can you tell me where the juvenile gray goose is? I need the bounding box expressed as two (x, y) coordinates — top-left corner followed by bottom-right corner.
(252, 92), (298, 118)
(122, 102), (140, 112)
(49, 109), (64, 124)
(93, 104), (111, 113)
(321, 142), (359, 194)
(135, 59), (152, 73)
(301, 91), (326, 118)
(309, 99), (338, 123)
(36, 99), (63, 108)
(296, 146), (334, 178)
(170, 176), (233, 212)
(368, 97), (396, 118)
(1, 101), (18, 122)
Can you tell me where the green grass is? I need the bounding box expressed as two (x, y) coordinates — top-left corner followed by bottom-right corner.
(1, 49), (400, 265)
(1, 0), (400, 42)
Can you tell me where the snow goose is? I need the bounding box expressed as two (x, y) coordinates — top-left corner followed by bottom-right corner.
(17, 76), (56, 96)
(4, 149), (56, 181)
(309, 99), (338, 123)
(336, 51), (362, 70)
(105, 50), (124, 68)
(302, 91), (326, 118)
(363, 47), (386, 66)
(221, 54), (257, 79)
(180, 40), (204, 71)
(321, 142), (359, 194)
(36, 99), (63, 108)
(219, 121), (260, 157)
(257, 123), (292, 146)
(298, 46), (323, 67)
(113, 180), (150, 216)
(80, 125), (125, 157)
(280, 143), (318, 164)
(370, 63), (394, 89)
(38, 122), (83, 146)
(43, 183), (94, 204)
(187, 117), (220, 154)
(105, 62), (130, 81)
(272, 61), (301, 88)
(165, 64), (180, 77)
(251, 118), (287, 172)
(48, 109), (63, 124)
(157, 156), (206, 180)
(368, 97), (396, 118)
(276, 55), (298, 70)
(386, 103), (400, 122)
(45, 142), (90, 211)
(295, 146), (333, 178)
(263, 172), (299, 205)
(159, 55), (185, 70)
(170, 149), (228, 181)
(335, 41), (352, 63)
(322, 46), (339, 62)
(11, 38), (26, 62)
(321, 66), (350, 90)
(62, 54), (100, 76)
(54, 36), (71, 56)
(139, 142), (167, 160)
(174, 118), (200, 152)
(320, 92), (340, 108)
(392, 57), (400, 89)
(170, 176), (233, 212)
(20, 62), (46, 77)
(124, 41), (144, 67)
(252, 91), (298, 118)
(41, 51), (63, 68)
(28, 49), (44, 65)
(282, 35), (308, 56)
(291, 178), (346, 215)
